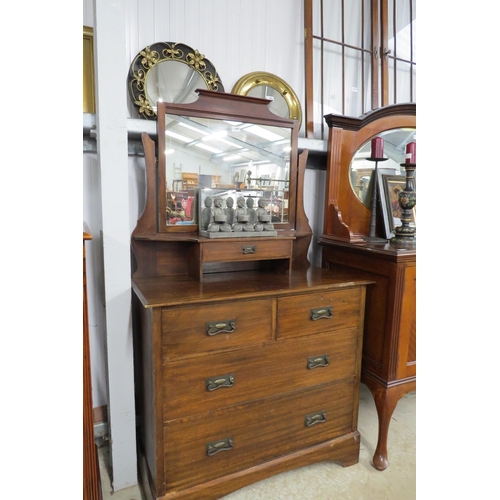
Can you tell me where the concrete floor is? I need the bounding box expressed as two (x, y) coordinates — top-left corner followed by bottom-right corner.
(99, 383), (416, 500)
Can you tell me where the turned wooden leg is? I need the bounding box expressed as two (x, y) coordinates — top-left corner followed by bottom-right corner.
(371, 386), (400, 471)
(362, 378), (415, 471)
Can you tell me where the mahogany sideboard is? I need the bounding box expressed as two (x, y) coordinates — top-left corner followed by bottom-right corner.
(320, 239), (416, 471)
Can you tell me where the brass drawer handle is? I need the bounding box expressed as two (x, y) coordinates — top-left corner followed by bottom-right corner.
(206, 373), (235, 392)
(307, 354), (330, 370)
(206, 437), (234, 456)
(310, 306), (333, 321)
(206, 320), (236, 336)
(305, 411), (327, 427)
(242, 245), (256, 254)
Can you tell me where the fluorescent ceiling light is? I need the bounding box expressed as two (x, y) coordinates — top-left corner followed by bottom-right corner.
(202, 130), (228, 141)
(223, 154), (241, 161)
(165, 130), (191, 142)
(195, 143), (222, 153)
(244, 125), (283, 142)
(165, 149), (175, 155)
(179, 123), (210, 135)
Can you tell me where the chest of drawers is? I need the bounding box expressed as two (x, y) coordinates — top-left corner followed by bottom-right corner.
(132, 268), (370, 500)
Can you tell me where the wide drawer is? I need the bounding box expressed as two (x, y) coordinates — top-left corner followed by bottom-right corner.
(202, 238), (292, 263)
(163, 379), (356, 492)
(276, 287), (364, 340)
(163, 329), (360, 420)
(161, 298), (273, 359)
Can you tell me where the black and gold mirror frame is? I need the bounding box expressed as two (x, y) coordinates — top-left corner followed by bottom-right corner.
(128, 42), (225, 119)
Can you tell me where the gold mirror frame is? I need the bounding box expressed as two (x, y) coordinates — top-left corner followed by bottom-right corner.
(231, 72), (302, 128)
(83, 26), (95, 113)
(128, 42), (225, 120)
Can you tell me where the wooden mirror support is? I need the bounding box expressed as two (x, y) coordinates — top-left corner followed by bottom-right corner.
(132, 90), (313, 281)
(321, 103), (416, 243)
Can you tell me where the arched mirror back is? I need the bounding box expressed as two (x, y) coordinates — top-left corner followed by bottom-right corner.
(322, 103), (416, 243)
(128, 42), (225, 119)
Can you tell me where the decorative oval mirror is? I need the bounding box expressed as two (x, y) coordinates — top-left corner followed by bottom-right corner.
(128, 42), (225, 119)
(349, 127), (416, 208)
(231, 72), (302, 128)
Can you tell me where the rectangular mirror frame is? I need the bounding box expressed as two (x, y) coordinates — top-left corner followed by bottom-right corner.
(157, 90), (299, 233)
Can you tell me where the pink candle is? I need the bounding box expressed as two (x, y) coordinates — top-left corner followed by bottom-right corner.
(405, 142), (416, 163)
(371, 137), (384, 159)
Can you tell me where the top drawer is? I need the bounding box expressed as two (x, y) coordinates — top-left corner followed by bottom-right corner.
(202, 239), (292, 263)
(161, 298), (273, 359)
(277, 287), (364, 340)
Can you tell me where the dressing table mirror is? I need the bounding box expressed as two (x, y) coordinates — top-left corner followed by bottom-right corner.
(349, 127), (416, 208)
(131, 90), (372, 500)
(157, 98), (295, 231)
(321, 103), (416, 243)
(128, 42), (225, 119)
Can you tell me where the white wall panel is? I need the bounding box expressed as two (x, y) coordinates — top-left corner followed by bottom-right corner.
(83, 152), (108, 409)
(119, 0), (305, 134)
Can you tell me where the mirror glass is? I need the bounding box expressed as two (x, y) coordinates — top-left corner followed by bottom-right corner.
(128, 42), (225, 119)
(163, 114), (292, 226)
(146, 61), (206, 109)
(246, 86), (289, 119)
(349, 127), (416, 207)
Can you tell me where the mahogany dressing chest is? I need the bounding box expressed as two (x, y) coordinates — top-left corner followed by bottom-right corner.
(131, 91), (371, 499)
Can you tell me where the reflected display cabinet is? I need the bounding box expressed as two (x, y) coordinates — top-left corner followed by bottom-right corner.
(131, 90), (372, 499)
(319, 104), (416, 471)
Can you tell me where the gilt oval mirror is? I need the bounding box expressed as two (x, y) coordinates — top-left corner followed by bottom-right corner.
(349, 127), (416, 207)
(231, 72), (302, 128)
(128, 42), (225, 119)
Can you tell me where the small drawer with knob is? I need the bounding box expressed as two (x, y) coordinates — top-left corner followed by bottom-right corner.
(201, 238), (292, 263)
(161, 298), (273, 359)
(162, 379), (356, 492)
(276, 287), (365, 340)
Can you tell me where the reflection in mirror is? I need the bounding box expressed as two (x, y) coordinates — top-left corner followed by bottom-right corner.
(246, 86), (289, 120)
(146, 61), (207, 108)
(349, 128), (416, 207)
(231, 72), (302, 128)
(163, 114), (292, 226)
(128, 42), (225, 119)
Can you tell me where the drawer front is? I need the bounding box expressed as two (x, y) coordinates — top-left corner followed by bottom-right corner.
(163, 379), (356, 491)
(161, 298), (273, 359)
(277, 287), (363, 340)
(202, 239), (292, 263)
(163, 329), (359, 420)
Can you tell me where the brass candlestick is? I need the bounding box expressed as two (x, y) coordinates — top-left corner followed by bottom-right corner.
(390, 162), (416, 248)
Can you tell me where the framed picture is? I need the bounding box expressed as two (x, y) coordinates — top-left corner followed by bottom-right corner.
(377, 168), (416, 239)
(83, 26), (95, 113)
